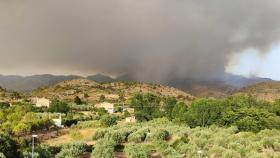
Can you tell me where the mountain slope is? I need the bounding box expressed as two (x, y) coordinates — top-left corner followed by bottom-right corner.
(0, 74), (81, 92)
(87, 74), (115, 83)
(167, 79), (237, 99)
(166, 75), (273, 99)
(222, 74), (273, 88)
(116, 73), (274, 99)
(32, 79), (194, 103)
(0, 73), (275, 99)
(238, 81), (280, 102)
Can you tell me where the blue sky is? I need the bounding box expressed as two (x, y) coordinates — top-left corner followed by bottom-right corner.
(226, 44), (280, 80)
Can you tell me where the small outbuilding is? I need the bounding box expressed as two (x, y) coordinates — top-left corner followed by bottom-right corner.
(52, 114), (64, 128)
(95, 102), (115, 114)
(32, 97), (51, 108)
(125, 116), (136, 123)
(124, 108), (135, 114)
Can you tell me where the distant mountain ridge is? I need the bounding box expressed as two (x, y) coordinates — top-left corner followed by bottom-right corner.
(0, 74), (117, 92)
(163, 77), (237, 99)
(222, 74), (273, 88)
(0, 74), (276, 99)
(0, 74), (81, 92)
(87, 74), (115, 83)
(115, 73), (275, 98)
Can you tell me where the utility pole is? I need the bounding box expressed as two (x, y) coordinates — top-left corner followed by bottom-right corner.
(32, 135), (38, 158)
(197, 150), (203, 158)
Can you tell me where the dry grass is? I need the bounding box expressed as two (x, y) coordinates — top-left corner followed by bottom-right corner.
(43, 127), (97, 146)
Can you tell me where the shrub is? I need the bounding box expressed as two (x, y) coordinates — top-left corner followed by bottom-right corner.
(92, 129), (109, 140)
(123, 110), (130, 117)
(0, 105), (52, 134)
(91, 138), (115, 158)
(99, 95), (106, 102)
(22, 145), (52, 158)
(0, 132), (20, 158)
(74, 96), (82, 105)
(0, 102), (9, 109)
(100, 115), (117, 127)
(48, 100), (70, 114)
(225, 108), (280, 132)
(221, 149), (242, 158)
(154, 141), (181, 158)
(55, 142), (87, 158)
(124, 144), (150, 158)
(146, 129), (170, 141)
(95, 108), (108, 116)
(171, 102), (188, 123)
(209, 146), (226, 157)
(64, 119), (78, 127)
(70, 104), (94, 111)
(128, 128), (149, 143)
(130, 93), (163, 122)
(105, 131), (128, 144)
(73, 120), (100, 129)
(12, 122), (32, 135)
(186, 99), (224, 127)
(84, 93), (89, 98)
(163, 97), (177, 119)
(89, 118), (280, 157)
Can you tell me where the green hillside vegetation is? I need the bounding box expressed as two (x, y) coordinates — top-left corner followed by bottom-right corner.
(91, 118), (280, 158)
(1, 85), (280, 157)
(0, 103), (53, 135)
(130, 93), (280, 132)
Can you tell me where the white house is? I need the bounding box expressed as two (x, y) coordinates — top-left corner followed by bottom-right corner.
(95, 102), (115, 114)
(52, 114), (64, 128)
(32, 97), (51, 107)
(125, 116), (136, 123)
(124, 108), (135, 114)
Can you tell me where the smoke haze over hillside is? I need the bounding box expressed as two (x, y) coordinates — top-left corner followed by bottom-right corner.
(1, 0), (280, 82)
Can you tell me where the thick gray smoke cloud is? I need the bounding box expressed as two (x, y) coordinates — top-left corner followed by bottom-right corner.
(1, 0), (280, 82)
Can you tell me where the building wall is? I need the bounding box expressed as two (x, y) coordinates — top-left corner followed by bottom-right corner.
(125, 116), (136, 123)
(32, 97), (51, 107)
(95, 102), (115, 114)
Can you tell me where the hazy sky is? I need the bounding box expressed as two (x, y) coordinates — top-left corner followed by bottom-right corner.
(226, 44), (280, 80)
(1, 0), (280, 81)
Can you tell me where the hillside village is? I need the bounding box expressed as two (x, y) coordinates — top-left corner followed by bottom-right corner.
(1, 79), (195, 136)
(1, 79), (280, 158)
(2, 78), (194, 115)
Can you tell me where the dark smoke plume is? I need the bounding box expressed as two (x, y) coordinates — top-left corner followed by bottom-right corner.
(0, 0), (280, 82)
